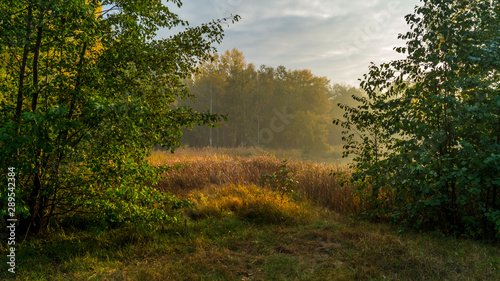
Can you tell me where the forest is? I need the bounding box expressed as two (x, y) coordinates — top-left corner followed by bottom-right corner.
(180, 48), (364, 152)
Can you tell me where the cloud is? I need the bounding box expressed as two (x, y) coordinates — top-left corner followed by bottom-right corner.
(158, 0), (420, 86)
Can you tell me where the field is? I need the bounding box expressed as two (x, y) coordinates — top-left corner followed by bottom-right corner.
(149, 147), (361, 216)
(2, 147), (499, 280)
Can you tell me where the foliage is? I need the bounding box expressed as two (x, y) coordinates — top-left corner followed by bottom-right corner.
(0, 0), (238, 235)
(327, 84), (366, 145)
(336, 0), (500, 238)
(286, 110), (331, 153)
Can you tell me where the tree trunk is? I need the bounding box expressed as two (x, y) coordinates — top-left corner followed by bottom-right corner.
(31, 20), (44, 112)
(15, 6), (32, 126)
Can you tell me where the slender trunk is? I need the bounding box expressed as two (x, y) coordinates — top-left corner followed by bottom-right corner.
(18, 172), (42, 236)
(209, 88), (213, 147)
(58, 42), (88, 148)
(67, 42), (88, 119)
(31, 20), (44, 112)
(15, 6), (33, 126)
(14, 5), (33, 237)
(257, 118), (260, 145)
(24, 12), (48, 236)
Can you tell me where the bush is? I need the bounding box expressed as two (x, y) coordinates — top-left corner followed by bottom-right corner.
(259, 160), (298, 201)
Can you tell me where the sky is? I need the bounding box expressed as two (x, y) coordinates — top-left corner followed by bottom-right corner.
(159, 0), (422, 87)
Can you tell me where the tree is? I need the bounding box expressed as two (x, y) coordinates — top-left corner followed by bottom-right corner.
(0, 0), (239, 235)
(287, 110), (330, 153)
(336, 0), (499, 238)
(327, 84), (365, 145)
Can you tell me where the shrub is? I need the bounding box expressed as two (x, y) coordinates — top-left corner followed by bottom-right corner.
(259, 160), (298, 201)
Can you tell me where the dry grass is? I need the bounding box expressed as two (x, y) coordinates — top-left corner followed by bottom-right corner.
(149, 147), (363, 216)
(185, 184), (319, 225)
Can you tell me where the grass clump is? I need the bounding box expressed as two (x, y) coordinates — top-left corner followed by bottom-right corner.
(186, 184), (318, 225)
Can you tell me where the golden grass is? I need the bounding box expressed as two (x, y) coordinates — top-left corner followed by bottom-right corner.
(148, 147), (364, 216)
(185, 184), (319, 225)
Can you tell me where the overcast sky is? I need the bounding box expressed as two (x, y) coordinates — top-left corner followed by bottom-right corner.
(159, 0), (422, 87)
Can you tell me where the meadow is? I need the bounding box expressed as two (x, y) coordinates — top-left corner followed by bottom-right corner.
(1, 147), (499, 280)
(150, 147), (361, 216)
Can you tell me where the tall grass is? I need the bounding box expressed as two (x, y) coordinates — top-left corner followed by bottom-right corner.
(186, 184), (319, 225)
(149, 147), (365, 216)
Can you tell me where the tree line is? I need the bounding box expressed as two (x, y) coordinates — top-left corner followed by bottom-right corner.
(180, 48), (364, 152)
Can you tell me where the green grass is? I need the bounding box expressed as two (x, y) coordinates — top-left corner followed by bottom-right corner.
(2, 185), (499, 280)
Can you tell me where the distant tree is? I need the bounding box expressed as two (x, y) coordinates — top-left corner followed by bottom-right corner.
(336, 0), (499, 238)
(287, 111), (330, 153)
(276, 69), (332, 151)
(328, 84), (365, 145)
(183, 49), (256, 147)
(0, 0), (238, 235)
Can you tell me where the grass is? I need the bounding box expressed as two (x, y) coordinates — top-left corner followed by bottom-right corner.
(185, 184), (319, 225)
(151, 147), (363, 216)
(1, 147), (499, 280)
